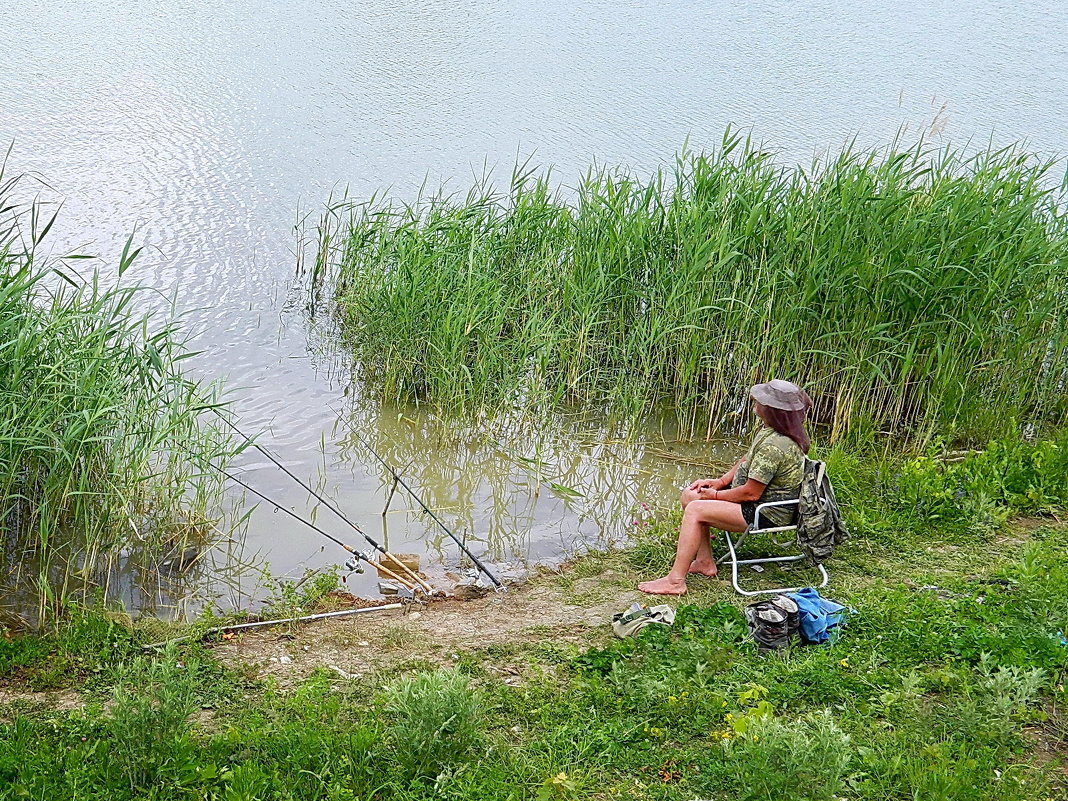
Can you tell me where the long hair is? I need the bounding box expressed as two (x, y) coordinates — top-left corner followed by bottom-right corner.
(756, 402), (811, 454)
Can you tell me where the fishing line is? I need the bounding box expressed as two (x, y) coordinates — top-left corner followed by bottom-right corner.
(183, 449), (421, 590)
(210, 409), (366, 539)
(342, 420), (504, 590)
(202, 408), (433, 592)
(185, 444), (352, 553)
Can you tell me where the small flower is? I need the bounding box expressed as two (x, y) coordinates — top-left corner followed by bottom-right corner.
(839, 658), (850, 668)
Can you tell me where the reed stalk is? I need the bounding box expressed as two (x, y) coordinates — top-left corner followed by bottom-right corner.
(311, 132), (1068, 444)
(0, 172), (232, 624)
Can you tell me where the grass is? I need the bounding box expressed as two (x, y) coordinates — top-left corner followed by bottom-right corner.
(0, 169), (233, 624)
(308, 131), (1068, 444)
(1, 429), (1066, 800)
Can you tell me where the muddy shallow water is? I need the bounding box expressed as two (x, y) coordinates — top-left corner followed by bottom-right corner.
(4, 1), (1067, 611)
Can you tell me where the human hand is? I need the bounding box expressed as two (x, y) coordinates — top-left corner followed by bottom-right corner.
(688, 478), (727, 492)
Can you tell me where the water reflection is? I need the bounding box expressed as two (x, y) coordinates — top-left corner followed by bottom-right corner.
(0, 525), (250, 629)
(6, 0), (1067, 611)
(336, 398), (736, 577)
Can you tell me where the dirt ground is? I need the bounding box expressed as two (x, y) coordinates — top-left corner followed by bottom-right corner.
(211, 570), (646, 687)
(0, 687), (83, 715)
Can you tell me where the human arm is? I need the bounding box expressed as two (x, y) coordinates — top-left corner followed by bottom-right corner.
(701, 434), (784, 502)
(700, 478), (766, 502)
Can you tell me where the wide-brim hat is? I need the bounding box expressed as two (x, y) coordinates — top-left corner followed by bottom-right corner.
(750, 379), (812, 412)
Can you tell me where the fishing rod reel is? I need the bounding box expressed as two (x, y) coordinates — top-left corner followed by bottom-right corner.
(340, 552), (419, 601)
(336, 553), (423, 611)
(340, 554), (365, 588)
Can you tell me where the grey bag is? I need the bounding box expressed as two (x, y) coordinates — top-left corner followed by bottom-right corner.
(795, 459), (849, 565)
(611, 603), (676, 638)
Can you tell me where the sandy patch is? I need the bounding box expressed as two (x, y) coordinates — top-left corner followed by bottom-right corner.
(210, 575), (645, 687)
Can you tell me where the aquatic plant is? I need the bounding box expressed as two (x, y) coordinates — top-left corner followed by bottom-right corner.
(310, 131), (1068, 444)
(0, 170), (232, 623)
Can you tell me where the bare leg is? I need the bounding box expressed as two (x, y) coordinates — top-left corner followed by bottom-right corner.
(679, 489), (718, 577)
(638, 500), (747, 595)
(689, 521), (718, 577)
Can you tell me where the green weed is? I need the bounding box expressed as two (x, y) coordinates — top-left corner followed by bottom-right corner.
(104, 651), (200, 792)
(379, 668), (485, 783)
(261, 569), (341, 620)
(0, 172), (233, 623)
(721, 710), (852, 801)
(0, 604), (138, 690)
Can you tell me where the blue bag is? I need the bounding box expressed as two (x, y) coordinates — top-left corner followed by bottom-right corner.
(788, 587), (849, 644)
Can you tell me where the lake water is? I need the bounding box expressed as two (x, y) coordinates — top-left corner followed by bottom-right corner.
(4, 1), (1066, 609)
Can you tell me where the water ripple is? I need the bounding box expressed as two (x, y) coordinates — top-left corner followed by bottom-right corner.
(3, 0), (1066, 606)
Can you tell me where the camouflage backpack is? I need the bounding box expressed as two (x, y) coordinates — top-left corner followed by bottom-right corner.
(795, 458), (849, 565)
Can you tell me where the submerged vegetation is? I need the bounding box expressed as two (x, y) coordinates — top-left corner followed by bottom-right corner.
(0, 173), (232, 623)
(2, 429), (1067, 800)
(311, 132), (1068, 443)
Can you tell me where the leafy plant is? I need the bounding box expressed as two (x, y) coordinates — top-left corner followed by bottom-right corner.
(950, 659), (1046, 745)
(722, 711), (852, 801)
(103, 650), (199, 792)
(0, 172), (234, 623)
(310, 132), (1068, 444)
(380, 668), (484, 782)
(262, 569), (340, 619)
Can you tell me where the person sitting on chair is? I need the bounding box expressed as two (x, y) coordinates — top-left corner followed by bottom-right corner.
(638, 379), (812, 596)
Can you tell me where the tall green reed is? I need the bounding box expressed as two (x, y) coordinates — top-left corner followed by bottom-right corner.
(0, 172), (232, 624)
(309, 132), (1068, 444)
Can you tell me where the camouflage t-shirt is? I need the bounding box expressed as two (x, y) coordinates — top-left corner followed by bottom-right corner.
(731, 427), (806, 527)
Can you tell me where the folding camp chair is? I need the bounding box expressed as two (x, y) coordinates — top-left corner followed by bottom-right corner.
(718, 496), (830, 597)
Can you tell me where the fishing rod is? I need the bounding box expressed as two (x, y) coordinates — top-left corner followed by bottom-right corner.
(183, 445), (420, 593)
(143, 602), (404, 650)
(208, 408), (434, 594)
(344, 423), (505, 591)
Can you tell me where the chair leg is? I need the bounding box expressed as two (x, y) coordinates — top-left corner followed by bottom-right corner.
(815, 563), (829, 588)
(722, 530), (831, 597)
(725, 530), (765, 597)
(717, 527), (748, 565)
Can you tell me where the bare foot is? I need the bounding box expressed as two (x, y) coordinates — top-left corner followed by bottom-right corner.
(638, 576), (688, 596)
(688, 559), (718, 578)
